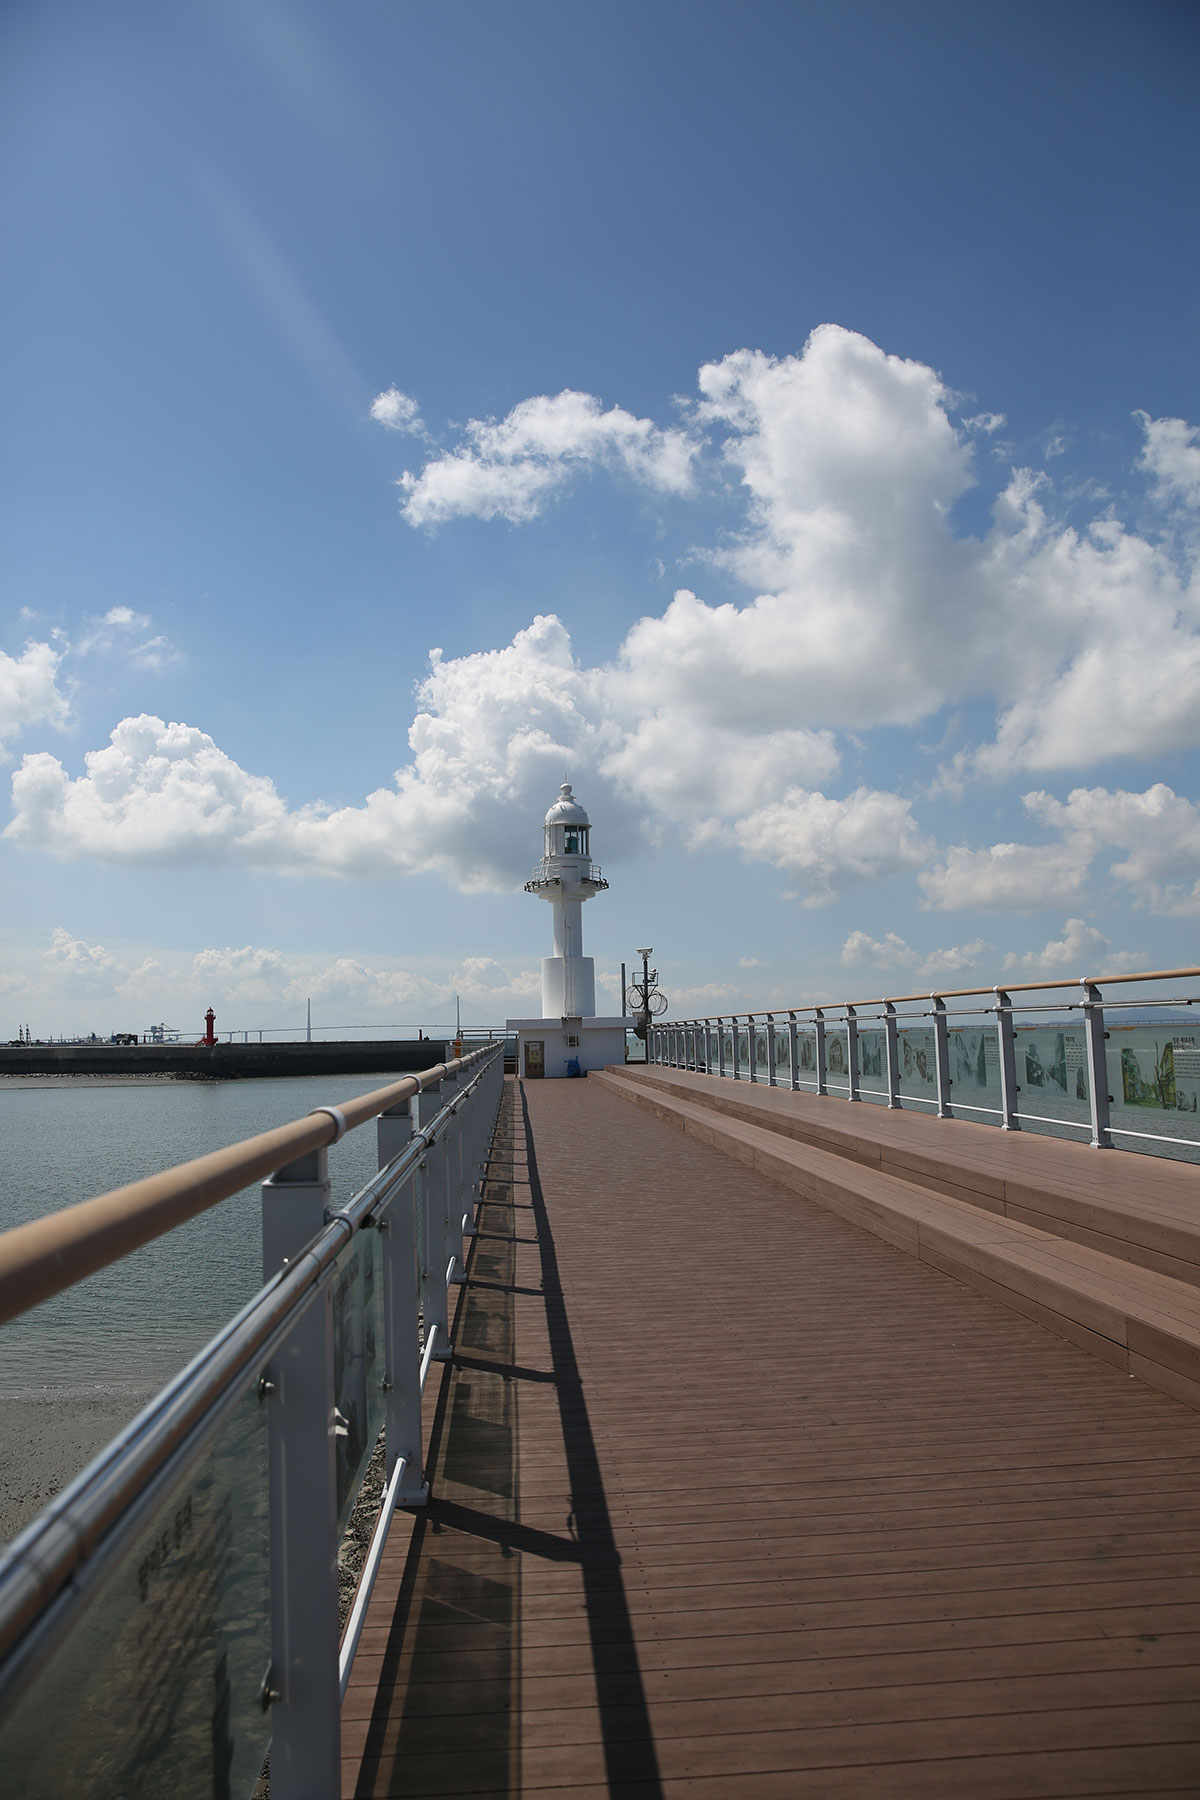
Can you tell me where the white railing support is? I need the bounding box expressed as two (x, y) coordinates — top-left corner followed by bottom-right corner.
(884, 1001), (901, 1109)
(846, 1006), (861, 1102)
(414, 1083), (452, 1358)
(932, 997), (952, 1119)
(788, 1012), (799, 1091)
(995, 989), (1021, 1131)
(1082, 982), (1113, 1149)
(814, 1008), (828, 1096)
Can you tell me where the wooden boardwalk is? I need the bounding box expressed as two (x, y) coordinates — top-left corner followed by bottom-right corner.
(343, 1076), (1200, 1798)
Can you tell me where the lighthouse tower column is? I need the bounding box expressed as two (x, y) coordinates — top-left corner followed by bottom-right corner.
(507, 783), (630, 1078)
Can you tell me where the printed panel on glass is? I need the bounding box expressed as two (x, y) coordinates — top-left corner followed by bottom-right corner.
(825, 1028), (852, 1095)
(1014, 1026), (1090, 1129)
(946, 1022), (1004, 1118)
(897, 1028), (938, 1105)
(857, 1028), (886, 1102)
(0, 1377), (271, 1800)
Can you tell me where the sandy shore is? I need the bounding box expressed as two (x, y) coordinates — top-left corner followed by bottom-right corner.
(0, 1386), (158, 1545)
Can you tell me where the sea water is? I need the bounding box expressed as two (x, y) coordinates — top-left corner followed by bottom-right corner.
(0, 1073), (415, 1399)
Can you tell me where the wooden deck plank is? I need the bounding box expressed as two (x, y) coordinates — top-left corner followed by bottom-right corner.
(342, 1078), (1200, 1798)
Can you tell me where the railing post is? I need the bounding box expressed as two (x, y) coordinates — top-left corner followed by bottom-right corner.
(374, 1090), (429, 1497)
(931, 996), (952, 1119)
(702, 1019), (711, 1072)
(440, 1070), (469, 1283)
(884, 1001), (901, 1108)
(260, 1146), (341, 1797)
(732, 1018), (742, 1081)
(846, 1006), (860, 1102)
(995, 989), (1020, 1130)
(414, 1081), (452, 1359)
(377, 1094), (413, 1168)
(716, 1018), (726, 1078)
(788, 1011), (799, 1091)
(747, 1016), (758, 1083)
(1082, 981), (1113, 1148)
(814, 1008), (827, 1096)
(766, 1015), (777, 1086)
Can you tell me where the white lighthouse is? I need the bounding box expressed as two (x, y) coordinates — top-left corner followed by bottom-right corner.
(507, 783), (630, 1078)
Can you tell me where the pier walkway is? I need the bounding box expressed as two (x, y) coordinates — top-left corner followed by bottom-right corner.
(342, 1075), (1200, 1797)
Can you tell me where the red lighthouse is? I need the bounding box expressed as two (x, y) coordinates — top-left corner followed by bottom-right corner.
(202, 1007), (216, 1047)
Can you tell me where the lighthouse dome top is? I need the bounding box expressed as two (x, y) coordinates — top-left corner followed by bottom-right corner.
(543, 783), (589, 828)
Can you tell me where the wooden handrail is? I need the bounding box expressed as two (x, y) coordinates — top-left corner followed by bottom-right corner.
(0, 1050), (492, 1329)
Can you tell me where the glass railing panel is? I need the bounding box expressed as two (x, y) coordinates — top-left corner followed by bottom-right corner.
(753, 1030), (769, 1077)
(795, 1029), (819, 1087)
(0, 1374), (271, 1799)
(333, 1225), (386, 1535)
(947, 1019), (1003, 1122)
(825, 1027), (852, 1097)
(721, 1030), (734, 1072)
(857, 1027), (887, 1105)
(897, 1024), (938, 1107)
(1105, 1012), (1200, 1162)
(1013, 1020), (1091, 1135)
(736, 1029), (750, 1076)
(772, 1027), (790, 1083)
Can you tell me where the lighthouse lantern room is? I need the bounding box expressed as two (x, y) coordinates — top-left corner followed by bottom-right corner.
(507, 784), (630, 1079)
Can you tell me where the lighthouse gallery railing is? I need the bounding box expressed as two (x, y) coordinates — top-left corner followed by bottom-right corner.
(0, 1044), (504, 1799)
(650, 966), (1200, 1158)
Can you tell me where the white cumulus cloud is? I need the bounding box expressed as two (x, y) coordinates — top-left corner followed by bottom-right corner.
(734, 787), (933, 905)
(394, 389), (699, 526)
(1138, 411), (1200, 511)
(0, 640), (72, 759)
(1001, 917), (1146, 978)
(839, 930), (989, 982)
(390, 328), (1200, 775)
(369, 387), (426, 435)
(919, 839), (1087, 913)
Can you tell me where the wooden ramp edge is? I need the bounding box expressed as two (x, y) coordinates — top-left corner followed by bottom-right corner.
(612, 1062), (1200, 1288)
(594, 1067), (1200, 1414)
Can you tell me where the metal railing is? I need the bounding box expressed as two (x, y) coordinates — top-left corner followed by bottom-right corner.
(648, 967), (1200, 1157)
(0, 1045), (504, 1798)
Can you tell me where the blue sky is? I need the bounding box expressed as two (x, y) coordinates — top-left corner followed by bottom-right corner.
(2, 0), (1198, 1036)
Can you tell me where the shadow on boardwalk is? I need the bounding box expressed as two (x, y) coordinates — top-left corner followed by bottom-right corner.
(350, 1079), (662, 1797)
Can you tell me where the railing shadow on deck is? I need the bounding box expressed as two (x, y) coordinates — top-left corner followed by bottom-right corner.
(351, 1078), (664, 1797)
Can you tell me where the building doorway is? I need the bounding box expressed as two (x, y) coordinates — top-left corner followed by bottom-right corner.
(524, 1039), (545, 1079)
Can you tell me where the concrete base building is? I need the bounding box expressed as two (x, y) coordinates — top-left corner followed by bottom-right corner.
(507, 783), (631, 1078)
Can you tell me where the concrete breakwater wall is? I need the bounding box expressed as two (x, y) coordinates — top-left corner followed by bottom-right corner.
(0, 1040), (449, 1079)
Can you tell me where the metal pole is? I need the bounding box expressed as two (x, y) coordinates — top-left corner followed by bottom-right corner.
(995, 989), (1020, 1130)
(846, 1005), (860, 1102)
(1082, 982), (1113, 1148)
(932, 996), (952, 1119)
(884, 1001), (901, 1109)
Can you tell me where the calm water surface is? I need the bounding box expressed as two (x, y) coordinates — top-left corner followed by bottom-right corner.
(0, 1074), (415, 1398)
